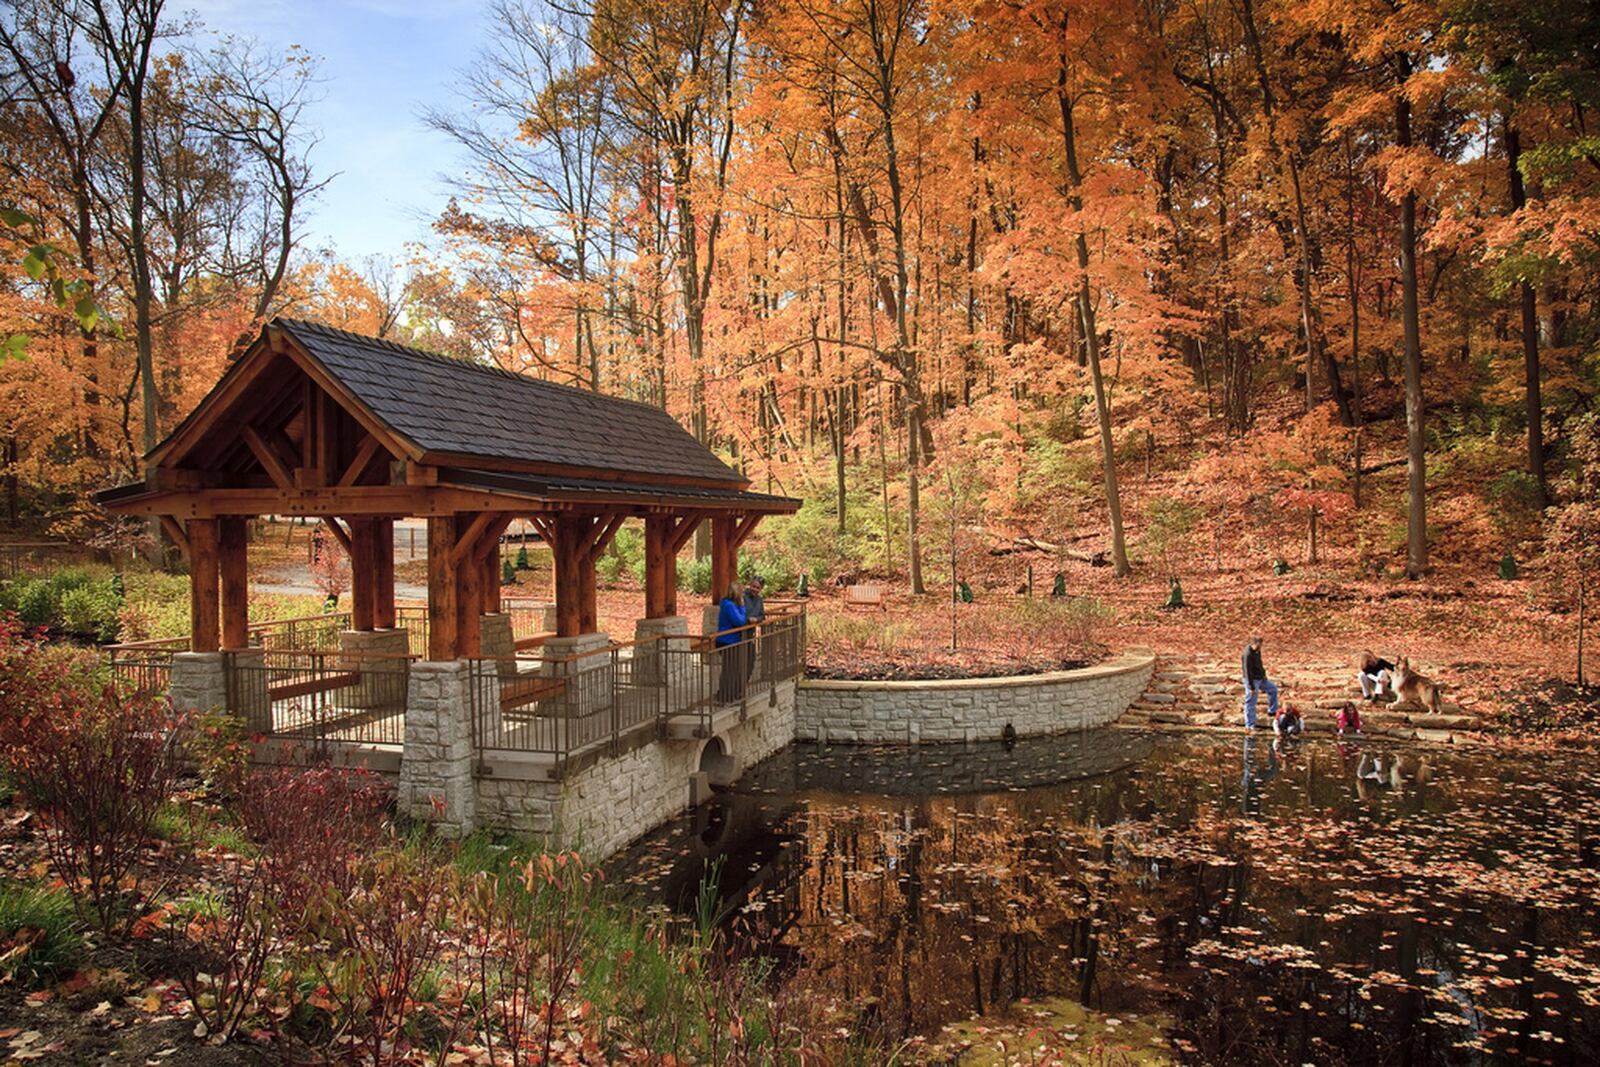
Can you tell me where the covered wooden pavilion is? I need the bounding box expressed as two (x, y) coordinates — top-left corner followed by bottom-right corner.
(97, 318), (799, 660)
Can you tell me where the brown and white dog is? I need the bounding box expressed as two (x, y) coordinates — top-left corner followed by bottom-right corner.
(1392, 657), (1445, 714)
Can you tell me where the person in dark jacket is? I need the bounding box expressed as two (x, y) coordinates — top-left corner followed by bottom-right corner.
(743, 574), (767, 624)
(1240, 635), (1280, 729)
(715, 580), (749, 702)
(743, 575), (767, 683)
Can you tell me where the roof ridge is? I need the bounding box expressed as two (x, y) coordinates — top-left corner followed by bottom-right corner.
(273, 316), (691, 421)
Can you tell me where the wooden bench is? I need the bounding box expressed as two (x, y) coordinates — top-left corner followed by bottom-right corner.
(513, 630), (556, 652)
(268, 673), (360, 701)
(499, 674), (567, 714)
(844, 584), (886, 611)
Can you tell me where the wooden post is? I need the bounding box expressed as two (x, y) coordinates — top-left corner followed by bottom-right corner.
(455, 512), (482, 658)
(552, 515), (583, 637)
(579, 540), (599, 634)
(427, 515), (458, 660)
(483, 548), (501, 615)
(711, 515), (738, 602)
(373, 518), (396, 629)
(219, 517), (249, 651)
(189, 518), (221, 653)
(349, 519), (377, 631)
(645, 516), (674, 618)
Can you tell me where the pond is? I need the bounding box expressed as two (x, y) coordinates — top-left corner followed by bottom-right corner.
(607, 730), (1600, 1064)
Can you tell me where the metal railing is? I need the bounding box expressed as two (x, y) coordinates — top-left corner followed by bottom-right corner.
(468, 605), (807, 768)
(107, 646), (175, 699)
(0, 540), (95, 579)
(223, 649), (411, 746)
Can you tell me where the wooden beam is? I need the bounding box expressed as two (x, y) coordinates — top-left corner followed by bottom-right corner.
(733, 514), (762, 548)
(299, 378), (314, 471)
(318, 516), (352, 556)
(349, 519), (377, 631)
(583, 513), (627, 563)
(450, 510), (498, 566)
(336, 433), (383, 487)
(455, 512), (482, 657)
(188, 518), (220, 654)
(242, 425), (294, 490)
(552, 515), (583, 637)
(373, 518), (396, 629)
(313, 386), (338, 487)
(474, 513), (517, 562)
(483, 548), (501, 615)
(160, 515), (189, 557)
(427, 515), (458, 660)
(668, 513), (704, 554)
(219, 517), (249, 650)
(645, 516), (677, 618)
(711, 515), (738, 601)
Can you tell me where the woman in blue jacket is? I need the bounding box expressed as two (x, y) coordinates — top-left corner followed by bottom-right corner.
(715, 580), (749, 702)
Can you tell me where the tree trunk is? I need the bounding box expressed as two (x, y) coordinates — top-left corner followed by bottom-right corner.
(1058, 49), (1130, 577)
(1396, 69), (1428, 578)
(1505, 122), (1546, 507)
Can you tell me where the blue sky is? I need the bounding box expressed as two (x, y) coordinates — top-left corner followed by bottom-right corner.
(184, 0), (488, 264)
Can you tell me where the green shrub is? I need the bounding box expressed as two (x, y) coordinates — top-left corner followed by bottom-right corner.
(599, 527), (645, 587)
(1487, 468), (1543, 544)
(17, 579), (57, 627)
(679, 556), (713, 596)
(738, 548), (798, 592)
(0, 880), (84, 986)
(763, 492), (880, 586)
(59, 582), (124, 642)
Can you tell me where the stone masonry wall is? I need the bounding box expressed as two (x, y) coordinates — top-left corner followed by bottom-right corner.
(474, 679), (798, 861)
(794, 651), (1154, 744)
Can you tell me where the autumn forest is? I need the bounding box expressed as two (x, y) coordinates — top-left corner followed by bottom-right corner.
(2, 0), (1597, 608)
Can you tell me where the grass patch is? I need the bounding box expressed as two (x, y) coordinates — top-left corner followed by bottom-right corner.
(0, 880), (85, 986)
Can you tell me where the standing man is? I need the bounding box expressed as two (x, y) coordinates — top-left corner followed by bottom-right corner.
(1241, 635), (1280, 729)
(743, 574), (767, 625)
(743, 575), (767, 683)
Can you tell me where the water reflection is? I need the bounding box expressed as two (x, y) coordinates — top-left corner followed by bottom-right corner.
(607, 732), (1600, 1064)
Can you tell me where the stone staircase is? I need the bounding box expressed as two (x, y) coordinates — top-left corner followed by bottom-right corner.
(1117, 654), (1493, 742)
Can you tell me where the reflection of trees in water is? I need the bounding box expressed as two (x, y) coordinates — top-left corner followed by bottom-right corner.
(781, 783), (1150, 1039)
(763, 742), (1600, 1063)
(613, 739), (1600, 1063)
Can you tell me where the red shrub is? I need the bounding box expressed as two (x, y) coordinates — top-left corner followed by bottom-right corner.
(303, 847), (456, 1066)
(236, 764), (390, 916)
(0, 614), (182, 932)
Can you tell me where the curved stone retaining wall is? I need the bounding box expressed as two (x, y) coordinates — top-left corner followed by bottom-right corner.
(794, 650), (1155, 744)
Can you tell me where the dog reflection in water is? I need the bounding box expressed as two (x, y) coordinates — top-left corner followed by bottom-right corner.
(1356, 751), (1435, 798)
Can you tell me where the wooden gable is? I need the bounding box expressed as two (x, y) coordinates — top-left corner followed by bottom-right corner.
(148, 329), (414, 495)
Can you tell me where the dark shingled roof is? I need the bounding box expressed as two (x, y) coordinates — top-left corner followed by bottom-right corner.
(441, 468), (799, 510)
(276, 318), (743, 485)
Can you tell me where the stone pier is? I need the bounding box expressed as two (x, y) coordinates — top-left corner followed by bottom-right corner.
(397, 660), (476, 836)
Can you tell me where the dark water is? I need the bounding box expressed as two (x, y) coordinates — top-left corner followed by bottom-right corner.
(606, 731), (1600, 1064)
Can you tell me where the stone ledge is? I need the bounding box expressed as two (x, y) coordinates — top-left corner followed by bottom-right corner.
(798, 650), (1155, 693)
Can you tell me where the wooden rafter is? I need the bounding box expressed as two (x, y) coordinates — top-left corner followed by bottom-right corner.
(450, 511), (499, 566)
(733, 514), (762, 547)
(668, 513), (704, 553)
(582, 513), (627, 563)
(159, 515), (189, 556)
(241, 425), (294, 490)
(319, 516), (352, 555)
(475, 514), (517, 561)
(337, 433), (383, 487)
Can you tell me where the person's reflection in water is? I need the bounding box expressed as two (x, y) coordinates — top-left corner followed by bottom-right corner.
(1240, 735), (1279, 815)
